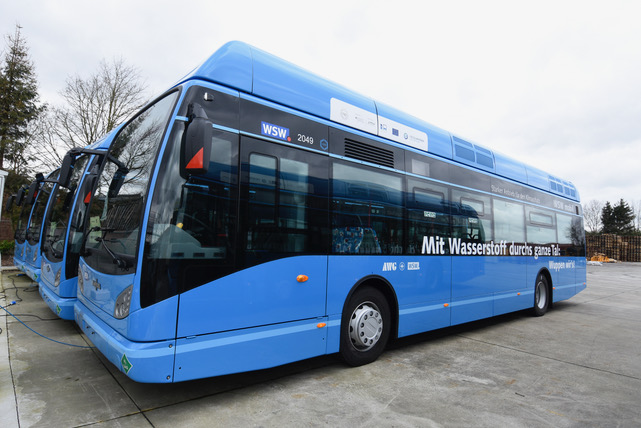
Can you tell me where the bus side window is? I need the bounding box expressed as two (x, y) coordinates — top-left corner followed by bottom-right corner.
(556, 213), (585, 256)
(493, 198), (525, 243)
(406, 178), (450, 254)
(526, 207), (557, 245)
(332, 162), (403, 255)
(451, 190), (492, 243)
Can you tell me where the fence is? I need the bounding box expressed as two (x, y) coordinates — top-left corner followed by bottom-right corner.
(586, 234), (641, 262)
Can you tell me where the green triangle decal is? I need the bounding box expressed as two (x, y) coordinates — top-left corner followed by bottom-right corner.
(121, 354), (133, 374)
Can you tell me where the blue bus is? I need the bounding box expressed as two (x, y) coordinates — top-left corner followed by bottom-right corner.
(73, 41), (586, 383)
(9, 184), (31, 272)
(39, 130), (120, 319)
(19, 170), (60, 282)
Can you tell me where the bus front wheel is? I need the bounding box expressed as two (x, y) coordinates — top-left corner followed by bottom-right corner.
(533, 274), (550, 317)
(340, 287), (391, 367)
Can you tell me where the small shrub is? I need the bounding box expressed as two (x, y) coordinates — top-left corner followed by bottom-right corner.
(0, 240), (15, 255)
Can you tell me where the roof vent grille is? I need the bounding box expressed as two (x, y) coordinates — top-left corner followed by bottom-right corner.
(344, 139), (394, 168)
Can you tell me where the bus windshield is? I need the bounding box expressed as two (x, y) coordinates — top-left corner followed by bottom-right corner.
(82, 92), (178, 275)
(27, 174), (59, 246)
(42, 155), (90, 263)
(15, 200), (31, 244)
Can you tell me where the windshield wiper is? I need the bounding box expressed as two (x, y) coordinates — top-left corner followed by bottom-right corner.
(86, 226), (130, 270)
(95, 236), (131, 270)
(46, 237), (63, 259)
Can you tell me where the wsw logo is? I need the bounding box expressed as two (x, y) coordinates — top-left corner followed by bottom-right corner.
(261, 121), (291, 142)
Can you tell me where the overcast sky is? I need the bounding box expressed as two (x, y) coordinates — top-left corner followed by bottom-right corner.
(2, 0), (640, 206)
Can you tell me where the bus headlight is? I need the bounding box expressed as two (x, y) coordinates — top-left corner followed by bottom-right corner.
(54, 269), (61, 287)
(114, 285), (133, 319)
(78, 271), (84, 294)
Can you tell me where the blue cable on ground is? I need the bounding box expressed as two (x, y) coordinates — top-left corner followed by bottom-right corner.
(0, 302), (94, 349)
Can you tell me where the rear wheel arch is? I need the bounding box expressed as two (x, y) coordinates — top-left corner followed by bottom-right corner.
(533, 268), (553, 316)
(339, 276), (398, 366)
(343, 275), (399, 340)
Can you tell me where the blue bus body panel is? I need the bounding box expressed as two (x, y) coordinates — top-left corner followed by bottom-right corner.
(40, 258), (60, 289)
(178, 41), (253, 93)
(549, 257), (584, 301)
(78, 260), (179, 342)
(526, 165), (551, 193)
(576, 258), (587, 293)
(23, 242), (42, 282)
(251, 47), (376, 125)
(182, 41), (378, 130)
(39, 280), (75, 319)
(74, 301), (176, 383)
(454, 255), (529, 324)
(173, 318), (328, 382)
(176, 256), (327, 337)
(14, 242), (26, 271)
(326, 255), (452, 338)
(40, 257), (77, 318)
(494, 152), (528, 183)
(40, 257), (77, 319)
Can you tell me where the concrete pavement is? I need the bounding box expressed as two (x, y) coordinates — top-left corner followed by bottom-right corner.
(1, 263), (640, 427)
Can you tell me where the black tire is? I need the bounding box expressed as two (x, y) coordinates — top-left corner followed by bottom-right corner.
(533, 274), (550, 317)
(339, 287), (391, 366)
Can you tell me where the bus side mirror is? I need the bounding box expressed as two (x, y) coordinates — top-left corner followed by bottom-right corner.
(108, 168), (127, 198)
(16, 187), (26, 206)
(5, 194), (15, 211)
(81, 173), (98, 205)
(58, 152), (76, 188)
(180, 103), (212, 177)
(25, 180), (40, 205)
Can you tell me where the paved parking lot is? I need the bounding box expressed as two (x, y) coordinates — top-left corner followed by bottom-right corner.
(2, 263), (640, 427)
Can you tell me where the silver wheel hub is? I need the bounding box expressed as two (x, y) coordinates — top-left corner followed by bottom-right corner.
(349, 302), (383, 351)
(536, 281), (547, 309)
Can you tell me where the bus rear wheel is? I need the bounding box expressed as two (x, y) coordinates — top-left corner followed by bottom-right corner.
(340, 287), (391, 367)
(533, 274), (550, 317)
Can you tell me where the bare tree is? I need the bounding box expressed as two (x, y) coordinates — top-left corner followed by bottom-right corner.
(583, 199), (603, 234)
(26, 108), (65, 172)
(633, 199), (641, 232)
(28, 57), (148, 171)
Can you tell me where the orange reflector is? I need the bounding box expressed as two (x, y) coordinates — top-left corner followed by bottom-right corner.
(84, 192), (91, 204)
(186, 147), (204, 169)
(317, 323), (326, 328)
(297, 275), (309, 283)
(517, 292), (521, 296)
(443, 303), (449, 307)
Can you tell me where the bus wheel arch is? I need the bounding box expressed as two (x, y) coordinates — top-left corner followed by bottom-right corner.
(339, 276), (398, 366)
(533, 269), (553, 316)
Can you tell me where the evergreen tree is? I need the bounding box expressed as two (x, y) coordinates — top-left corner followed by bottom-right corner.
(600, 201), (614, 233)
(0, 24), (43, 172)
(601, 199), (635, 234)
(612, 199), (635, 234)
